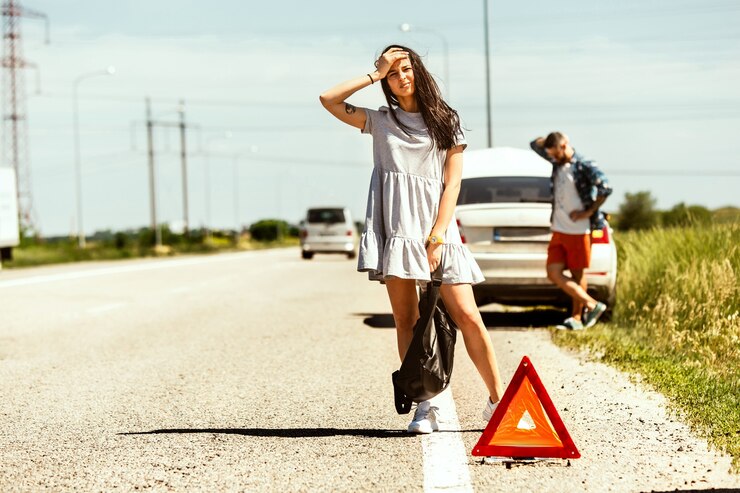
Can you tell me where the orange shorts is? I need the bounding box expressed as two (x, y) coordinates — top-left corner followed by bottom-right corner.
(547, 232), (591, 271)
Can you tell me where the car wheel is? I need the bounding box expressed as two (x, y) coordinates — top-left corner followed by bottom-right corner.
(347, 251), (356, 260)
(302, 251), (314, 260)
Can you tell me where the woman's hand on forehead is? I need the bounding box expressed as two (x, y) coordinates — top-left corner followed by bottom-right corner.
(384, 47), (406, 56)
(375, 48), (409, 78)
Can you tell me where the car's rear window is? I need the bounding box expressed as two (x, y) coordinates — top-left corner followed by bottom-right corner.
(458, 177), (552, 205)
(307, 208), (345, 223)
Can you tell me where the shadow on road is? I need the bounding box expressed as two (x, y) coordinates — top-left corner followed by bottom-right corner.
(479, 308), (566, 328)
(355, 308), (566, 330)
(356, 313), (396, 328)
(120, 428), (483, 438)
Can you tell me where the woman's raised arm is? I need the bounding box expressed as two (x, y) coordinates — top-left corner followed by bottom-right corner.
(319, 48), (408, 130)
(319, 74), (376, 130)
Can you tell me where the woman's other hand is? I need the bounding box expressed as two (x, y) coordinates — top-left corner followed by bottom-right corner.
(427, 242), (442, 273)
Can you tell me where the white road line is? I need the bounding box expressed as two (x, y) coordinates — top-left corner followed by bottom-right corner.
(422, 387), (474, 493)
(168, 280), (215, 295)
(0, 249), (289, 290)
(86, 302), (126, 315)
(168, 286), (193, 294)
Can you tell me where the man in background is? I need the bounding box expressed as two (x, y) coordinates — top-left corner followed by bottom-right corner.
(530, 132), (613, 330)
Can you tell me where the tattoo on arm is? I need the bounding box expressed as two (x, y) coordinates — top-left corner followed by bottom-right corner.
(344, 103), (356, 115)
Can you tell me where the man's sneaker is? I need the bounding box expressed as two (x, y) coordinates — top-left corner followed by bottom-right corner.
(555, 317), (584, 330)
(583, 302), (607, 328)
(407, 401), (439, 434)
(482, 397), (499, 423)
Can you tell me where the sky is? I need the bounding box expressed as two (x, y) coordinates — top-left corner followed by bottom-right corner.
(4, 0), (739, 236)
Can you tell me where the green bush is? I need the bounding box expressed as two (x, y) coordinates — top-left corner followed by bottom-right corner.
(661, 203), (712, 227)
(113, 232), (128, 250)
(616, 191), (659, 231)
(712, 207), (740, 224)
(250, 219), (291, 242)
(137, 228), (155, 251)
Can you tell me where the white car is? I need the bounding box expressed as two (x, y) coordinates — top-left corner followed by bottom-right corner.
(299, 207), (357, 260)
(455, 147), (617, 312)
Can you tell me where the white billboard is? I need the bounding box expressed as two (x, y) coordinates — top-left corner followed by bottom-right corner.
(0, 167), (20, 248)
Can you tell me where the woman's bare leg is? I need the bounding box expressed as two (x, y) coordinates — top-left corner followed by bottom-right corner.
(440, 283), (505, 402)
(384, 278), (420, 361)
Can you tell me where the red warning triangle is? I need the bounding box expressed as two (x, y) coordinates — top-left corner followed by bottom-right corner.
(472, 356), (580, 459)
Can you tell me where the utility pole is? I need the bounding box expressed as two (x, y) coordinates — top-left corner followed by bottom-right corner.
(483, 0), (493, 148)
(145, 97), (159, 247)
(232, 154), (239, 231)
(1, 0), (49, 234)
(178, 99), (189, 235)
(142, 98), (194, 246)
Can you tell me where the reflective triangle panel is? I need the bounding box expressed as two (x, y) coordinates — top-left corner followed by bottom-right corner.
(472, 356), (580, 459)
(489, 377), (563, 448)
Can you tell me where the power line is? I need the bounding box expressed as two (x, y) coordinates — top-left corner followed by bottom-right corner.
(196, 150), (369, 169)
(32, 90), (740, 114)
(30, 121), (342, 134)
(462, 113), (740, 126)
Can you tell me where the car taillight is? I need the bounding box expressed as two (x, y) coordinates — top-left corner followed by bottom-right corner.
(457, 219), (466, 244)
(346, 230), (353, 236)
(591, 227), (610, 244)
(300, 230), (308, 239)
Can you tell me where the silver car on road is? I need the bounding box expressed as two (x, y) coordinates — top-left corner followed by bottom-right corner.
(299, 207), (357, 260)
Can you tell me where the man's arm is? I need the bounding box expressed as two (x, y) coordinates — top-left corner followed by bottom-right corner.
(589, 164), (612, 199)
(569, 195), (608, 222)
(569, 162), (613, 221)
(530, 137), (553, 163)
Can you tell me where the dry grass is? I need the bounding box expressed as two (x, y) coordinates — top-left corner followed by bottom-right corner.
(554, 222), (740, 470)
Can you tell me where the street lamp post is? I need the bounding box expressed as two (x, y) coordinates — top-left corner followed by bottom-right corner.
(72, 66), (115, 248)
(399, 23), (450, 99)
(483, 0), (493, 147)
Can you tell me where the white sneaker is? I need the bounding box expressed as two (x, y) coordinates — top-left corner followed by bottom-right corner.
(482, 397), (500, 423)
(407, 401), (439, 434)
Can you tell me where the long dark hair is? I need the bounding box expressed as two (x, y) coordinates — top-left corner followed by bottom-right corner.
(379, 44), (462, 151)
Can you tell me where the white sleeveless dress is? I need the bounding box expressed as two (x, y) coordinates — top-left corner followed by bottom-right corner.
(357, 106), (484, 285)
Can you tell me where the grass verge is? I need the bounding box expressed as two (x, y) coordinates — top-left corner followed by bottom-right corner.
(553, 222), (740, 471)
(2, 236), (300, 269)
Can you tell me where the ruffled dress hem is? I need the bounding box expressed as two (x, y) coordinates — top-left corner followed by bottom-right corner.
(357, 230), (484, 285)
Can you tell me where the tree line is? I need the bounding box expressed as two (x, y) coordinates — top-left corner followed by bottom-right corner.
(611, 191), (737, 231)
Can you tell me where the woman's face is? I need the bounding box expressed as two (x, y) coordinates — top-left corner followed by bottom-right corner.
(386, 57), (415, 98)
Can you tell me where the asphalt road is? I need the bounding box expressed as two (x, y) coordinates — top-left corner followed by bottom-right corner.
(0, 249), (737, 492)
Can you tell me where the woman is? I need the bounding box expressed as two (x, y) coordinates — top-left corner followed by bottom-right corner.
(319, 45), (505, 434)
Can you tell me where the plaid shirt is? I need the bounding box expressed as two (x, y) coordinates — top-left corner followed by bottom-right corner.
(530, 140), (613, 231)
